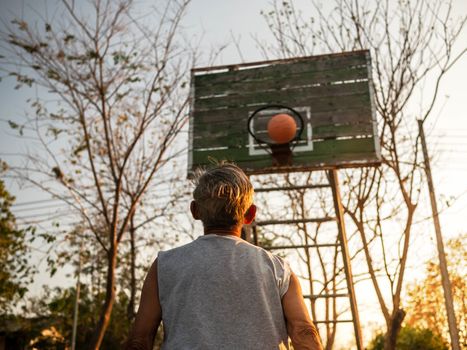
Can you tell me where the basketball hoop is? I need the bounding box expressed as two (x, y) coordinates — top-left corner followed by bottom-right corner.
(247, 105), (304, 166)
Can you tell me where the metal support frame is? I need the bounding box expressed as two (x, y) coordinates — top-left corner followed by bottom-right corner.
(328, 169), (363, 350)
(266, 243), (340, 250)
(255, 184), (331, 192)
(251, 170), (364, 349)
(256, 217), (335, 226)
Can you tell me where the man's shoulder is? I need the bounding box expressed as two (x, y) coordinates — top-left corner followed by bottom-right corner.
(158, 235), (288, 266)
(158, 239), (198, 258)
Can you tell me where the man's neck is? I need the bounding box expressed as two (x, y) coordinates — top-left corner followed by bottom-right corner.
(204, 225), (242, 237)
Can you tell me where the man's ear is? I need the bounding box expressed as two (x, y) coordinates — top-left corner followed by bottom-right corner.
(243, 204), (256, 225)
(190, 201), (200, 220)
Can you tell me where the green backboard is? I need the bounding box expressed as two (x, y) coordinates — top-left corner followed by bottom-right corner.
(188, 50), (380, 176)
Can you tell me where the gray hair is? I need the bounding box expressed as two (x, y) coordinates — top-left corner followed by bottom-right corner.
(193, 163), (254, 228)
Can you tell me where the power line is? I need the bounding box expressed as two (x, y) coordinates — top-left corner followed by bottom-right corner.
(11, 187), (185, 207)
(433, 143), (467, 146)
(14, 197), (181, 221)
(12, 197), (68, 207)
(435, 128), (467, 132)
(430, 135), (467, 139)
(12, 202), (67, 213)
(16, 209), (71, 220)
(413, 188), (467, 225)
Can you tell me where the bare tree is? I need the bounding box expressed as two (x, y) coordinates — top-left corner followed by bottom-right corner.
(1, 0), (194, 347)
(121, 180), (190, 321)
(258, 0), (466, 349)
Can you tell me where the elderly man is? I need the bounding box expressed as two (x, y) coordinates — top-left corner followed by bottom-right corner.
(127, 163), (323, 350)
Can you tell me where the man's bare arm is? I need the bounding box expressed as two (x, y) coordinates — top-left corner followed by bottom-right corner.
(125, 259), (162, 350)
(282, 272), (323, 350)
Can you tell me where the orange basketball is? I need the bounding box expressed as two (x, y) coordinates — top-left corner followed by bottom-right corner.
(267, 113), (297, 144)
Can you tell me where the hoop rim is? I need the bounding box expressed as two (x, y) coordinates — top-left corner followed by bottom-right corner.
(247, 104), (305, 147)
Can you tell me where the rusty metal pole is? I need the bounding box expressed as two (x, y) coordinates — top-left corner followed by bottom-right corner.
(328, 169), (363, 350)
(418, 119), (460, 350)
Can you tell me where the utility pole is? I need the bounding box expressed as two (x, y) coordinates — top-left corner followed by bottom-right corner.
(71, 240), (84, 350)
(418, 119), (460, 350)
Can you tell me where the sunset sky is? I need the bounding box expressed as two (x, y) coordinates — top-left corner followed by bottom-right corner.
(0, 0), (465, 347)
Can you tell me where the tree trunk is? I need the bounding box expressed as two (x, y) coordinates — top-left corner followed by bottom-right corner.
(90, 245), (118, 349)
(384, 308), (406, 350)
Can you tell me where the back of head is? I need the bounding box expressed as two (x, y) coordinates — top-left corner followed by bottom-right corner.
(193, 163), (254, 228)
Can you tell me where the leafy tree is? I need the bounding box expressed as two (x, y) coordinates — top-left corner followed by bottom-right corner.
(405, 235), (466, 347)
(1, 0), (194, 346)
(0, 284), (146, 349)
(0, 163), (35, 314)
(368, 326), (448, 350)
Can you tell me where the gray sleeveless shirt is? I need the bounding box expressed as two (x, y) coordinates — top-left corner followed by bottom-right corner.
(157, 234), (291, 349)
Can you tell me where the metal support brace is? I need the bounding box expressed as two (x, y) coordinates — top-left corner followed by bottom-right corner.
(241, 225), (254, 244)
(303, 293), (349, 300)
(328, 169), (364, 350)
(256, 217), (335, 226)
(265, 243), (340, 250)
(315, 320), (354, 324)
(255, 184), (330, 192)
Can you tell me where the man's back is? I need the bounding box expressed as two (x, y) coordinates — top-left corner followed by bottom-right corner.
(158, 234), (290, 350)
(126, 164), (323, 350)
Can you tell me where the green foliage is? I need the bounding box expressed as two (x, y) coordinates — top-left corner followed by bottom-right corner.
(367, 326), (448, 350)
(0, 176), (36, 314)
(20, 285), (133, 349)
